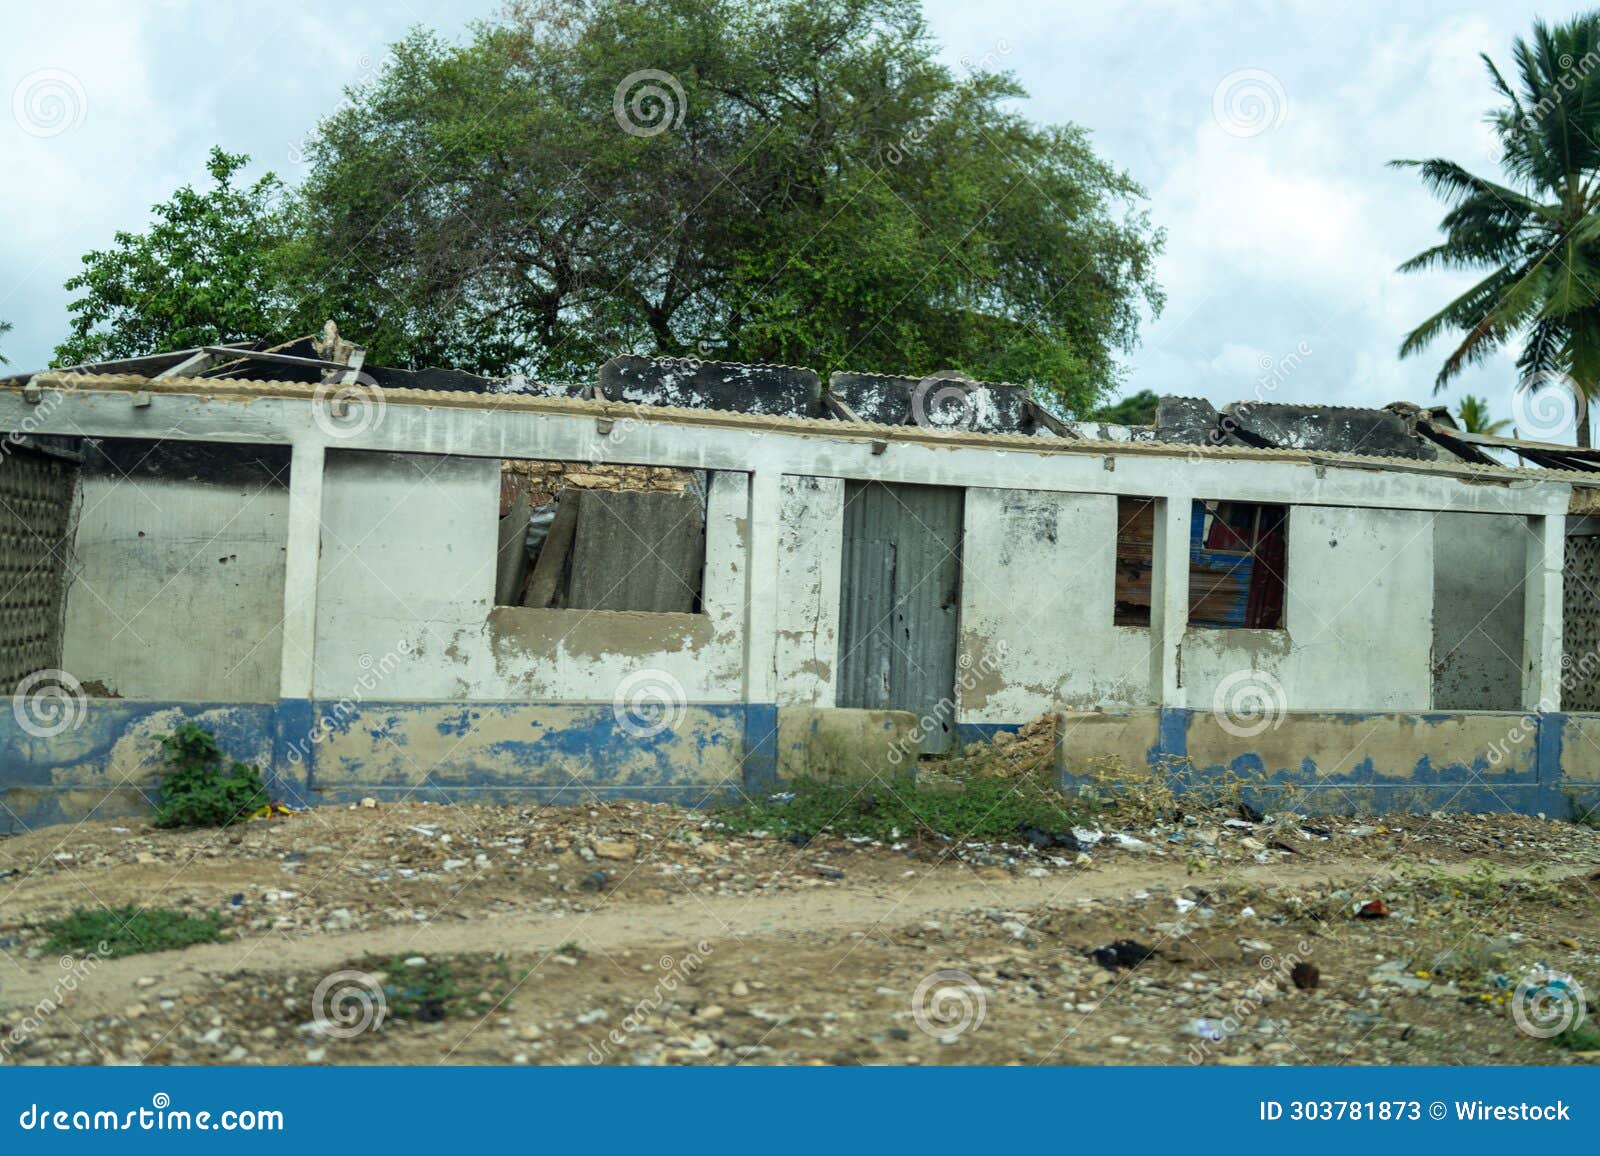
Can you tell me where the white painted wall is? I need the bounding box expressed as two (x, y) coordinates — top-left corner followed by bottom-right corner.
(775, 474), (843, 707)
(311, 450), (747, 703)
(958, 488), (1155, 723)
(1179, 505), (1435, 712)
(62, 477), (288, 700)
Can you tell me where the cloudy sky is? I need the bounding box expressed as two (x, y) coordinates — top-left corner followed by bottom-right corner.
(0, 0), (1589, 432)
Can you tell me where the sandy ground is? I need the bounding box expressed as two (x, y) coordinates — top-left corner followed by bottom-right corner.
(3, 793), (1599, 1067)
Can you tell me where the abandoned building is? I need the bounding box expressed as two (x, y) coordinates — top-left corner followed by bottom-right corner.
(1, 329), (1598, 831)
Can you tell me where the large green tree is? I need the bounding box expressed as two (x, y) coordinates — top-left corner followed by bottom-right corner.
(54, 148), (291, 366)
(1394, 13), (1600, 446)
(288, 0), (1163, 410)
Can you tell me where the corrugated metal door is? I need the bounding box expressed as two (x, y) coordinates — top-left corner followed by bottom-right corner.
(837, 481), (963, 753)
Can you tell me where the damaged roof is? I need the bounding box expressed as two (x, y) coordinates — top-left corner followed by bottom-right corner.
(7, 322), (1599, 478)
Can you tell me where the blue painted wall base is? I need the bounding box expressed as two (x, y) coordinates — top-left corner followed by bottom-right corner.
(0, 699), (783, 834)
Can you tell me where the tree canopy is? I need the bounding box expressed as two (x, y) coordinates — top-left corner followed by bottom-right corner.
(1394, 12), (1600, 445)
(1090, 388), (1159, 425)
(55, 149), (292, 366)
(53, 0), (1163, 414)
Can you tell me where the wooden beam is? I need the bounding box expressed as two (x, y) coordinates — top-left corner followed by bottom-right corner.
(822, 393), (865, 423)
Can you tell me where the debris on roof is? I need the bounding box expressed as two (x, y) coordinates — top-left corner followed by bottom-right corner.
(5, 321), (1596, 478)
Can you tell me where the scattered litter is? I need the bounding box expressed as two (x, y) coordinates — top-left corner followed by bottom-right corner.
(1090, 940), (1160, 970)
(1016, 823), (1082, 852)
(1186, 1018), (1225, 1040)
(245, 802), (301, 821)
(1291, 962), (1320, 990)
(1353, 899), (1392, 919)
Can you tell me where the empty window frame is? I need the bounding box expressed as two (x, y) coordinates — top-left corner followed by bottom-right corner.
(1190, 500), (1287, 629)
(494, 461), (708, 612)
(1113, 497), (1288, 629)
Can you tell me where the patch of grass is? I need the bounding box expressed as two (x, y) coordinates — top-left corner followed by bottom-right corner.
(153, 722), (269, 829)
(1551, 1022), (1600, 1052)
(43, 904), (224, 958)
(370, 955), (508, 1023)
(714, 774), (1089, 844)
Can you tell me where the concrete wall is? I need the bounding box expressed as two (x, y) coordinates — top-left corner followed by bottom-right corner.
(1056, 707), (1569, 816)
(775, 474), (843, 707)
(311, 450), (748, 703)
(1179, 505), (1434, 713)
(61, 476), (288, 701)
(1432, 512), (1527, 710)
(958, 488), (1154, 724)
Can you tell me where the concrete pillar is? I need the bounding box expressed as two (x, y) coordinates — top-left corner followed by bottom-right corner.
(278, 440), (326, 701)
(1523, 511), (1566, 712)
(743, 470), (782, 705)
(1149, 494), (1192, 707)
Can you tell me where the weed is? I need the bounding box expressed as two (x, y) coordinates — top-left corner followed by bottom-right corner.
(153, 722), (268, 828)
(43, 904), (224, 958)
(1551, 1022), (1600, 1052)
(714, 774), (1088, 845)
(371, 955), (508, 1023)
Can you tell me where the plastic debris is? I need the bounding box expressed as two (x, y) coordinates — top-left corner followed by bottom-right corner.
(1353, 898), (1392, 919)
(1090, 940), (1160, 970)
(1016, 823), (1082, 852)
(1291, 962), (1320, 990)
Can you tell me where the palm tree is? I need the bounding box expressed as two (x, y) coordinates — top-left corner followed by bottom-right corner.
(0, 320), (10, 367)
(1456, 393), (1510, 434)
(1394, 13), (1600, 447)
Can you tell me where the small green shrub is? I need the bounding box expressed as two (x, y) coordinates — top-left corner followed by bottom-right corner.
(372, 956), (507, 1023)
(153, 722), (268, 828)
(43, 904), (224, 958)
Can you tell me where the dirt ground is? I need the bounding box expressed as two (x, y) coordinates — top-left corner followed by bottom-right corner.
(3, 781), (1600, 1067)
